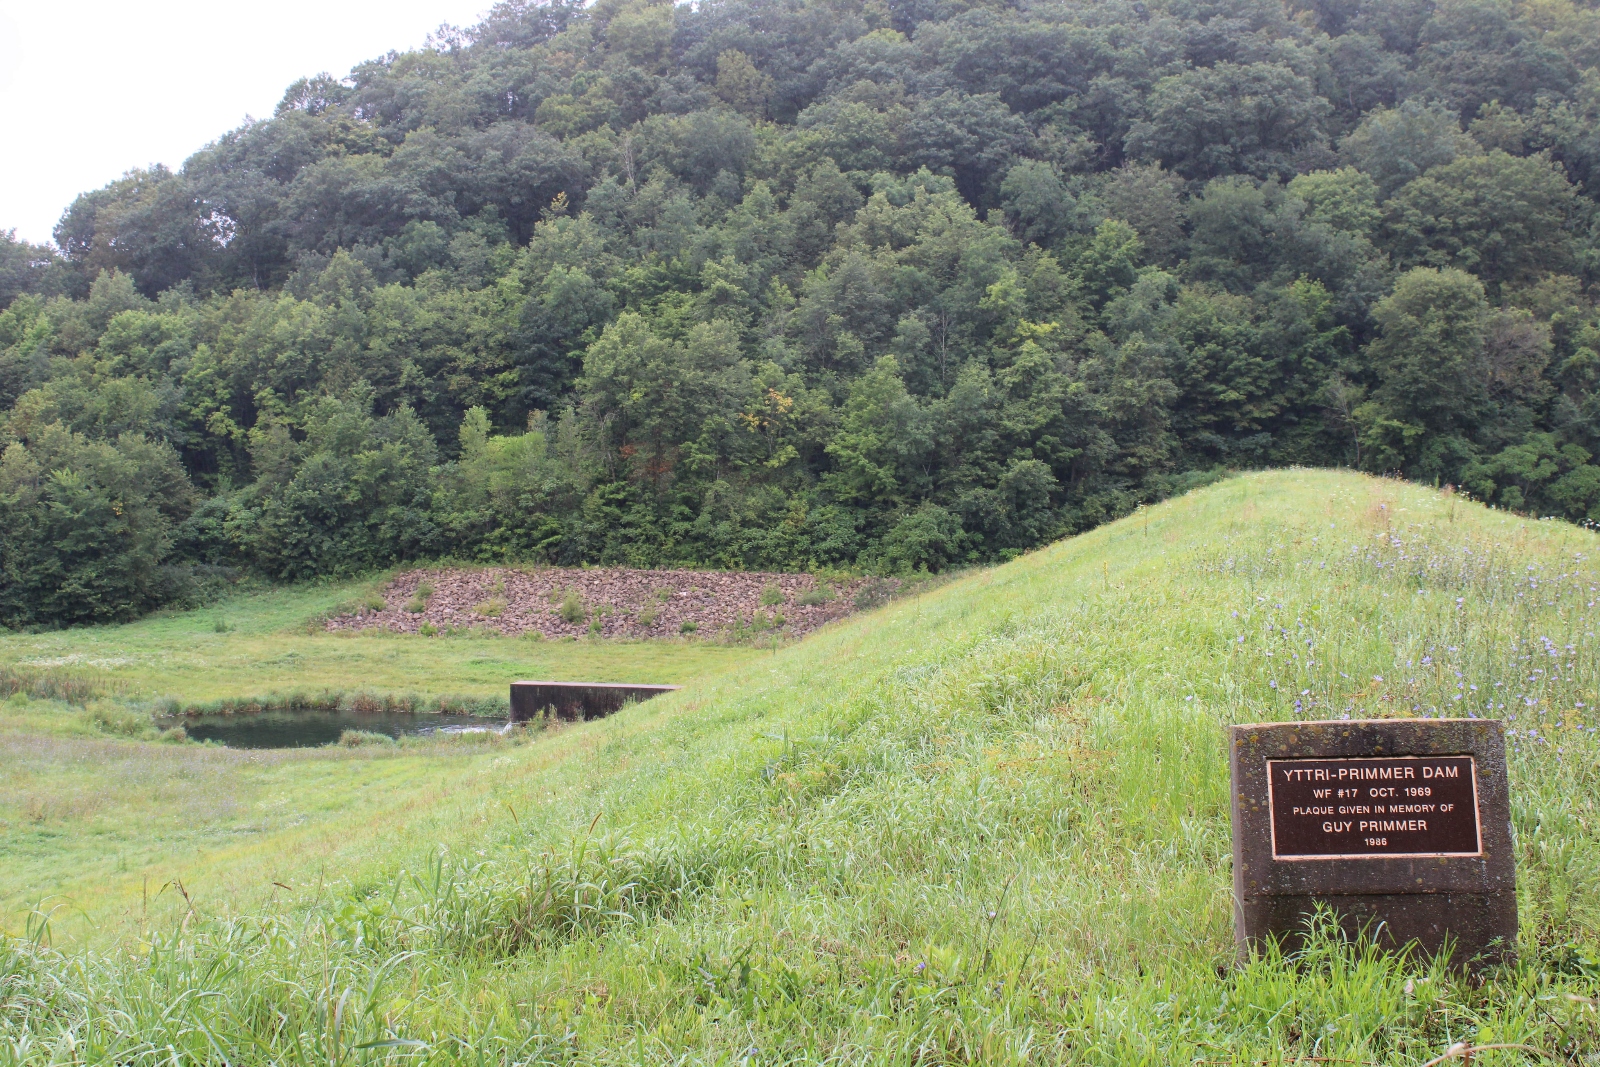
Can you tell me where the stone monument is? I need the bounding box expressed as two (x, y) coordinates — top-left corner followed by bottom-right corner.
(1230, 718), (1515, 970)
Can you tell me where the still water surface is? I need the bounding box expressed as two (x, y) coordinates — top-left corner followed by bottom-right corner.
(174, 708), (508, 749)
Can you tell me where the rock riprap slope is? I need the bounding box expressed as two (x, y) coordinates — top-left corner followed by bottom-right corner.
(325, 567), (891, 639)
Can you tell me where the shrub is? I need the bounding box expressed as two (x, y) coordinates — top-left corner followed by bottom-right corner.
(86, 702), (152, 738)
(158, 725), (188, 743)
(338, 728), (395, 747)
(798, 585), (832, 606)
(759, 582), (784, 606)
(680, 619), (698, 634)
(560, 589), (587, 624)
(363, 594), (387, 612)
(879, 502), (967, 573)
(418, 622), (438, 636)
(212, 617), (231, 633)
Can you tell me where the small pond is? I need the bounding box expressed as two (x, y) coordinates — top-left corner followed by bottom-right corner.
(171, 709), (510, 749)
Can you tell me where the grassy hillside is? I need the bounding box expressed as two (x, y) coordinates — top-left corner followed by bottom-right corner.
(0, 580), (761, 943)
(5, 470), (1600, 1064)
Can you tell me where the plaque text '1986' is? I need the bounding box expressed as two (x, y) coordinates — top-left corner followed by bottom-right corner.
(1267, 755), (1482, 859)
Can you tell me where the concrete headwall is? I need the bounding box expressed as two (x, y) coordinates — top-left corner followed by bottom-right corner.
(510, 680), (682, 722)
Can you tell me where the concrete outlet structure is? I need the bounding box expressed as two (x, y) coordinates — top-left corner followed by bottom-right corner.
(510, 680), (682, 722)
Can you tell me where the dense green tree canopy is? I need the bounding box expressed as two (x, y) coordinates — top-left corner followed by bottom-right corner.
(11, 0), (1600, 625)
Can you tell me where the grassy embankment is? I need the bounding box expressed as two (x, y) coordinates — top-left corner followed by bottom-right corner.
(0, 581), (761, 942)
(5, 469), (1600, 1064)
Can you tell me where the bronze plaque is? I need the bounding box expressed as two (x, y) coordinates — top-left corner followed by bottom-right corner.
(1267, 755), (1481, 859)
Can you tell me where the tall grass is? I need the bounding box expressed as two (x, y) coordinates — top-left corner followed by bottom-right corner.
(2, 471), (1598, 1064)
(0, 666), (104, 706)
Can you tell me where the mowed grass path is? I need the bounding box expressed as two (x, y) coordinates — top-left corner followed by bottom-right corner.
(0, 581), (760, 942)
(5, 470), (1600, 1064)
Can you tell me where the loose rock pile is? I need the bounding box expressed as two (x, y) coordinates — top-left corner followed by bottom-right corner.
(325, 567), (896, 640)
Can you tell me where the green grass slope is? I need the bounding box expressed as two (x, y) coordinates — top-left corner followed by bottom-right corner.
(5, 469), (1600, 1064)
(0, 581), (760, 943)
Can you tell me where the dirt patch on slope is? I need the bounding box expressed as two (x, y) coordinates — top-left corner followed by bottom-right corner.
(326, 568), (898, 640)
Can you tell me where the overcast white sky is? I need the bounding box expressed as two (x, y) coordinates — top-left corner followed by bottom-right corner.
(0, 0), (494, 245)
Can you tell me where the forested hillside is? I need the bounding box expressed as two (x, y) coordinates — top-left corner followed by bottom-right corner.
(7, 0), (1600, 626)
